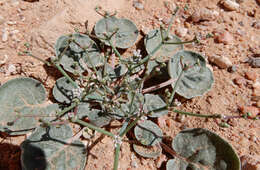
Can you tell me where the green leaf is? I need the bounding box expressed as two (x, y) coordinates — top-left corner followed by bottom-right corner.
(55, 33), (103, 74)
(21, 124), (86, 170)
(144, 94), (168, 117)
(134, 120), (163, 146)
(167, 128), (241, 170)
(52, 77), (75, 104)
(145, 29), (183, 61)
(168, 50), (214, 99)
(0, 77), (57, 135)
(94, 16), (138, 49)
(86, 109), (111, 127)
(104, 63), (128, 79)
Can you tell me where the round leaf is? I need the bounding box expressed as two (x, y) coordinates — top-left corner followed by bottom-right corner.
(21, 125), (86, 170)
(168, 50), (214, 99)
(94, 16), (138, 48)
(0, 77), (56, 135)
(145, 29), (183, 61)
(55, 33), (103, 74)
(170, 128), (241, 170)
(133, 143), (162, 158)
(144, 94), (168, 117)
(52, 77), (75, 104)
(134, 120), (163, 146)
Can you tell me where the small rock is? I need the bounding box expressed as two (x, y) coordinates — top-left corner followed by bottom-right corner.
(233, 77), (246, 87)
(246, 57), (260, 68)
(241, 155), (260, 170)
(252, 21), (260, 29)
(252, 81), (260, 96)
(238, 105), (259, 118)
(6, 21), (17, 25)
(176, 114), (185, 122)
(157, 116), (167, 128)
(6, 64), (17, 75)
(220, 0), (239, 11)
(155, 154), (166, 168)
(215, 30), (233, 45)
(175, 27), (188, 37)
(245, 71), (258, 81)
(133, 1), (144, 10)
(0, 55), (8, 65)
(2, 28), (9, 42)
(208, 55), (232, 69)
(256, 100), (260, 108)
(0, 15), (5, 25)
(191, 8), (219, 22)
(228, 65), (237, 73)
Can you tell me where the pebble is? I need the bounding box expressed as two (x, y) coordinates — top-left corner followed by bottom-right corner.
(220, 0), (239, 11)
(0, 55), (8, 65)
(155, 154), (166, 168)
(176, 114), (185, 122)
(245, 71), (258, 81)
(252, 21), (260, 29)
(233, 77), (246, 87)
(256, 100), (260, 108)
(157, 116), (167, 128)
(175, 27), (188, 37)
(241, 155), (260, 170)
(247, 57), (260, 68)
(228, 65), (237, 73)
(133, 1), (144, 10)
(191, 8), (219, 22)
(2, 28), (9, 42)
(215, 30), (233, 45)
(208, 55), (232, 69)
(0, 15), (5, 25)
(252, 81), (260, 96)
(6, 64), (17, 75)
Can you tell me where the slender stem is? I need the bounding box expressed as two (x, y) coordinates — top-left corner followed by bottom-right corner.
(142, 78), (176, 94)
(163, 39), (195, 45)
(113, 144), (120, 170)
(166, 7), (179, 38)
(57, 39), (71, 61)
(54, 62), (78, 88)
(72, 119), (115, 137)
(56, 102), (78, 118)
(172, 109), (221, 118)
(24, 51), (51, 66)
(169, 69), (184, 106)
(120, 114), (142, 137)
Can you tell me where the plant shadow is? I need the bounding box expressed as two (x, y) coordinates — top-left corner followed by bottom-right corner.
(0, 142), (22, 170)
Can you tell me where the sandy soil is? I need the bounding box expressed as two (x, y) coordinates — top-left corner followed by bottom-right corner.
(0, 0), (259, 169)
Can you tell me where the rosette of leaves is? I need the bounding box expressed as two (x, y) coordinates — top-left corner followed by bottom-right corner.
(55, 33), (104, 74)
(166, 128), (241, 170)
(94, 16), (139, 48)
(133, 120), (163, 158)
(0, 77), (58, 135)
(144, 29), (183, 61)
(21, 124), (86, 170)
(168, 50), (214, 99)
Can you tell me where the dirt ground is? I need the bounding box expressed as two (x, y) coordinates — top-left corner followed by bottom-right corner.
(0, 0), (259, 169)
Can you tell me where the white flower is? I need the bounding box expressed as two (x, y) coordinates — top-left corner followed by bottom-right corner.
(72, 87), (83, 98)
(133, 49), (142, 58)
(113, 135), (122, 147)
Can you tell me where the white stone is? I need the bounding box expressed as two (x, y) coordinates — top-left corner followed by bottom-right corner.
(208, 55), (232, 69)
(175, 27), (188, 37)
(221, 0), (239, 11)
(191, 8), (219, 22)
(2, 28), (9, 42)
(7, 64), (16, 75)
